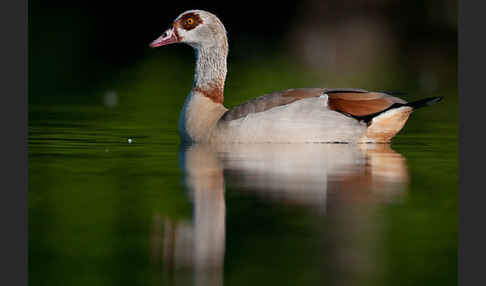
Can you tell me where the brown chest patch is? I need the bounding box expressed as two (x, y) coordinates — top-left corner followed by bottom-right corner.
(194, 85), (224, 104)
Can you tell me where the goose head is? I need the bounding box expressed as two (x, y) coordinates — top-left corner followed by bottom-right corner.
(150, 10), (227, 50)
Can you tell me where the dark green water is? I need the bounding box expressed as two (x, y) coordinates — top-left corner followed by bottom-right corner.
(29, 56), (457, 286)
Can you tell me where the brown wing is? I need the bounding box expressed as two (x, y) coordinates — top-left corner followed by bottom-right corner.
(327, 92), (406, 116)
(220, 88), (406, 121)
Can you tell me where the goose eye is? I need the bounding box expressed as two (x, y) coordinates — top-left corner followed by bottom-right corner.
(186, 18), (194, 25)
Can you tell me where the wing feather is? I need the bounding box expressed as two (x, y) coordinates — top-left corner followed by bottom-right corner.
(220, 88), (407, 122)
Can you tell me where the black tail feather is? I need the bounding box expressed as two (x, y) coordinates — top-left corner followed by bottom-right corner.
(405, 96), (443, 109)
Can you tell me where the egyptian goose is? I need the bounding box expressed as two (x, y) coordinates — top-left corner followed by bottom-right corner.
(150, 10), (442, 143)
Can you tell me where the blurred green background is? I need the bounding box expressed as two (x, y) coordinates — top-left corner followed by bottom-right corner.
(29, 1), (457, 285)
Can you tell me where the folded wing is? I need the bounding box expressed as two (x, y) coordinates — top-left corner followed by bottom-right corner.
(220, 88), (407, 122)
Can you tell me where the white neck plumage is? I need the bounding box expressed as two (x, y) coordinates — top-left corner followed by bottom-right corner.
(192, 38), (228, 104)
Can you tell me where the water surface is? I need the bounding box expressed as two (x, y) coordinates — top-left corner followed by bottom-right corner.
(29, 60), (457, 286)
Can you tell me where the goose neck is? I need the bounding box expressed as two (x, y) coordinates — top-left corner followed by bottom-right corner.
(193, 44), (228, 104)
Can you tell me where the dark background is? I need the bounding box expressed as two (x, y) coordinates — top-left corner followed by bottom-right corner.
(29, 0), (457, 101)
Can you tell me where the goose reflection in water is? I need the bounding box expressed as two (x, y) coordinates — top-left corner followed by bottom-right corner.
(153, 143), (409, 286)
